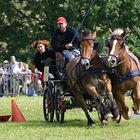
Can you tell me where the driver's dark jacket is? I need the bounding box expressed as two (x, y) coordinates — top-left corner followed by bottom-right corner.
(51, 26), (80, 52)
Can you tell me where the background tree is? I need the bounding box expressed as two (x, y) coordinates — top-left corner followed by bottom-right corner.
(0, 0), (139, 65)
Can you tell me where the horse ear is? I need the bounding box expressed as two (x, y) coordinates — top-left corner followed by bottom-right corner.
(121, 29), (129, 37)
(92, 31), (96, 38)
(109, 28), (113, 34)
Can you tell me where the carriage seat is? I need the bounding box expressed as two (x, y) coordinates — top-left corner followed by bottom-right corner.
(55, 52), (66, 69)
(55, 52), (67, 80)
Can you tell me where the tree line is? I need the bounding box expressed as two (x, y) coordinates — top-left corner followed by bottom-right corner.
(0, 0), (140, 64)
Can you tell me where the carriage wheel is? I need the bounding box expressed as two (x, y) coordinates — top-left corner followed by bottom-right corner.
(43, 87), (54, 122)
(55, 90), (65, 123)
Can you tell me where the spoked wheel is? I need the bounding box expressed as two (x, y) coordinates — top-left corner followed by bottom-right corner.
(43, 87), (54, 122)
(55, 90), (65, 123)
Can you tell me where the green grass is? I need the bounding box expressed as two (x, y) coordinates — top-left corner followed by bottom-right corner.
(0, 96), (140, 140)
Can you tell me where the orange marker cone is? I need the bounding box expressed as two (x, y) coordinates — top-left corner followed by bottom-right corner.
(11, 98), (26, 123)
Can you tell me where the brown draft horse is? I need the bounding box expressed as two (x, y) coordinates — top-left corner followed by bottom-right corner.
(106, 28), (140, 120)
(66, 31), (120, 125)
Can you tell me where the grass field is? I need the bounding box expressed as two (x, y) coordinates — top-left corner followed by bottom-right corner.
(0, 96), (140, 140)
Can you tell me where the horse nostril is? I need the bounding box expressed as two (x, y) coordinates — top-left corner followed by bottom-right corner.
(111, 59), (115, 64)
(86, 62), (89, 67)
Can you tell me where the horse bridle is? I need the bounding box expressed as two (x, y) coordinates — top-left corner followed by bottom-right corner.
(108, 37), (127, 66)
(80, 38), (97, 61)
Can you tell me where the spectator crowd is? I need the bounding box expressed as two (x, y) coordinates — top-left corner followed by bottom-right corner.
(0, 56), (44, 97)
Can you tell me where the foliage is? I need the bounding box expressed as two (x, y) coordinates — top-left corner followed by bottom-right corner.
(0, 0), (140, 64)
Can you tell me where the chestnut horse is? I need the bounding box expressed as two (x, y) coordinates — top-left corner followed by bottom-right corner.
(66, 31), (120, 125)
(106, 28), (140, 120)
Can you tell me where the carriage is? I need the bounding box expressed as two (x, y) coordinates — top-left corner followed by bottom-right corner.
(43, 31), (121, 125)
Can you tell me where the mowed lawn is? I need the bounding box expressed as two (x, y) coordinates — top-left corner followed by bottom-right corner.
(0, 96), (140, 140)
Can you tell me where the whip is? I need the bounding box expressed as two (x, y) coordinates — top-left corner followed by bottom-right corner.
(71, 0), (96, 43)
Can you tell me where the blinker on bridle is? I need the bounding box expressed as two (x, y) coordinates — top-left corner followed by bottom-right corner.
(110, 37), (127, 41)
(106, 36), (126, 48)
(108, 37), (127, 66)
(80, 38), (98, 49)
(80, 38), (98, 61)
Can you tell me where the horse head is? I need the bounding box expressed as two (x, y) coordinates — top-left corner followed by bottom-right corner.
(80, 31), (97, 69)
(107, 28), (128, 67)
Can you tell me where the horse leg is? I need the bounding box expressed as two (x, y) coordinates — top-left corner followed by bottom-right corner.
(81, 77), (110, 124)
(113, 91), (131, 120)
(106, 93), (121, 122)
(94, 95), (111, 124)
(67, 78), (94, 125)
(131, 81), (140, 114)
(73, 90), (95, 126)
(100, 74), (120, 121)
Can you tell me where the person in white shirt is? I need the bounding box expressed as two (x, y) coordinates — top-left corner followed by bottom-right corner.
(9, 56), (18, 72)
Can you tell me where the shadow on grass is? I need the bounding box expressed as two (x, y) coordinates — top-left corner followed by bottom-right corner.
(8, 118), (125, 130)
(16, 119), (97, 128)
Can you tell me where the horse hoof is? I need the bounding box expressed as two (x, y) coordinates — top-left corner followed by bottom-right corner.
(133, 110), (140, 115)
(112, 114), (121, 123)
(87, 120), (95, 126)
(132, 107), (140, 115)
(105, 113), (113, 119)
(122, 111), (131, 120)
(122, 115), (131, 120)
(101, 120), (108, 125)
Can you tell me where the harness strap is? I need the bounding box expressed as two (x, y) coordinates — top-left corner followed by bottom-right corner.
(78, 67), (108, 81)
(111, 70), (140, 85)
(70, 57), (109, 93)
(119, 71), (140, 81)
(128, 53), (140, 71)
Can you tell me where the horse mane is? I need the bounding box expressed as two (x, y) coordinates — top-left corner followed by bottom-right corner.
(124, 45), (129, 53)
(108, 28), (124, 39)
(111, 29), (124, 36)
